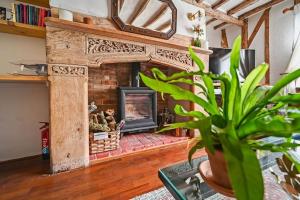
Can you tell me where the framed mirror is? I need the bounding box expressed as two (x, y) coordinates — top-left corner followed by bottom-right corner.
(111, 0), (177, 39)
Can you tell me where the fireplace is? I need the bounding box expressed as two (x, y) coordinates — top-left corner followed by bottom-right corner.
(118, 87), (157, 133)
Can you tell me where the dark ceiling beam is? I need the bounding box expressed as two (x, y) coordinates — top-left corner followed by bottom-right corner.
(212, 0), (230, 9)
(142, 4), (168, 28)
(227, 0), (257, 15)
(207, 0), (255, 26)
(214, 0), (285, 29)
(128, 0), (150, 25)
(239, 0), (285, 20)
(206, 18), (217, 25)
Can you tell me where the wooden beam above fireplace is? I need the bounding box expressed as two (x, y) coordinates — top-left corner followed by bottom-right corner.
(45, 17), (212, 55)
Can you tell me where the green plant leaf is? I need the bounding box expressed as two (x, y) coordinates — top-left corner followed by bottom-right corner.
(248, 140), (300, 152)
(230, 35), (242, 69)
(198, 117), (215, 154)
(158, 121), (200, 132)
(174, 104), (206, 119)
(151, 68), (167, 80)
(219, 73), (231, 120)
(140, 73), (219, 115)
(239, 69), (300, 128)
(189, 46), (205, 71)
(271, 93), (300, 104)
(158, 118), (215, 154)
(242, 86), (271, 115)
(212, 114), (226, 128)
(238, 116), (300, 139)
(219, 123), (243, 160)
(188, 140), (204, 166)
(263, 69), (300, 103)
(151, 68), (198, 81)
(241, 64), (269, 109)
(202, 74), (218, 111)
(222, 141), (264, 200)
(168, 78), (208, 95)
(228, 36), (242, 124)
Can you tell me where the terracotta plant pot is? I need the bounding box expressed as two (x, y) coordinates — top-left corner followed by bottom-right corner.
(206, 148), (232, 189)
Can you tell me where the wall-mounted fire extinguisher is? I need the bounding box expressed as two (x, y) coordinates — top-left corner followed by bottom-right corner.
(40, 122), (49, 160)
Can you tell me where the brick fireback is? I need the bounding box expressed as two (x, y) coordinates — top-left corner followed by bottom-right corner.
(88, 62), (173, 115)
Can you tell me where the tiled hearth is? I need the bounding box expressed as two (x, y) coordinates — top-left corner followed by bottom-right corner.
(89, 133), (188, 161)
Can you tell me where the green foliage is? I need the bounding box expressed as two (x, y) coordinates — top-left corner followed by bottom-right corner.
(140, 36), (300, 200)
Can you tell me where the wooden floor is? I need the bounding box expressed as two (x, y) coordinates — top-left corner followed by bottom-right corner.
(0, 141), (205, 200)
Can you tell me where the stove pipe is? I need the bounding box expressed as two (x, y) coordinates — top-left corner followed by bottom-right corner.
(131, 62), (141, 87)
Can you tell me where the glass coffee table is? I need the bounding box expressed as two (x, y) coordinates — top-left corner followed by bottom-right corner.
(158, 137), (298, 200)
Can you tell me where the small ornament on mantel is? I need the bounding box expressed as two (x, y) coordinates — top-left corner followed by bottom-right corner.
(192, 24), (204, 48)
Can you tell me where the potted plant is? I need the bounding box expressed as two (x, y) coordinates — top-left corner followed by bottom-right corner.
(140, 36), (300, 200)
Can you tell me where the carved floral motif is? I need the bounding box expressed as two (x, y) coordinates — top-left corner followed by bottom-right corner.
(155, 48), (193, 66)
(87, 38), (146, 54)
(50, 65), (87, 76)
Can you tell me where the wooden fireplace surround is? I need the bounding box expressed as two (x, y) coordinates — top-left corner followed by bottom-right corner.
(45, 17), (211, 173)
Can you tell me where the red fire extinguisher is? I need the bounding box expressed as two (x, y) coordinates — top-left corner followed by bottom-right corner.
(40, 122), (49, 160)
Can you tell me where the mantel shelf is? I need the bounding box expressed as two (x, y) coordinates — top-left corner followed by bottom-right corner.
(0, 75), (48, 83)
(45, 17), (213, 55)
(0, 20), (46, 38)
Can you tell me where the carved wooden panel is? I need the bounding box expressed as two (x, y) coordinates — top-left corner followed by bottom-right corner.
(49, 65), (88, 77)
(155, 48), (193, 66)
(87, 37), (146, 54)
(151, 47), (197, 72)
(86, 36), (149, 67)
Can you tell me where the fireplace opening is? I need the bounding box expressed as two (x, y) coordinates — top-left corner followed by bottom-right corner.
(118, 62), (158, 133)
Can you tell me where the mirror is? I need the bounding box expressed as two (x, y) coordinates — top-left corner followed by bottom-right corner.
(111, 0), (177, 39)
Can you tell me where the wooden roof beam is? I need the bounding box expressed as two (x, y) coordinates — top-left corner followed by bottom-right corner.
(212, 0), (230, 10)
(183, 0), (244, 26)
(239, 0), (284, 20)
(206, 18), (217, 25)
(142, 4), (169, 28)
(208, 0), (255, 26)
(227, 0), (257, 15)
(214, 22), (228, 30)
(214, 0), (285, 30)
(156, 20), (172, 32)
(128, 0), (150, 25)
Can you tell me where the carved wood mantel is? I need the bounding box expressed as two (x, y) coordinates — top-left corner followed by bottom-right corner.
(46, 17), (211, 173)
(46, 17), (211, 70)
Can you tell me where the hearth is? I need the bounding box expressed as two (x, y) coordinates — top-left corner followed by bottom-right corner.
(118, 87), (157, 133)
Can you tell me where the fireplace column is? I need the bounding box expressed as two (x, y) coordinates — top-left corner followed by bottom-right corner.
(48, 64), (89, 173)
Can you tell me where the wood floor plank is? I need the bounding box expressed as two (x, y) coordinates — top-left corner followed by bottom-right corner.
(0, 142), (205, 200)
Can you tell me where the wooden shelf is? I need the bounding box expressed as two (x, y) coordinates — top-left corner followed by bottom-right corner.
(0, 20), (46, 38)
(0, 75), (48, 83)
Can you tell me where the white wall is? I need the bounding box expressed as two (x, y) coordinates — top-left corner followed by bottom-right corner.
(49, 0), (207, 38)
(0, 31), (49, 161)
(207, 0), (294, 84)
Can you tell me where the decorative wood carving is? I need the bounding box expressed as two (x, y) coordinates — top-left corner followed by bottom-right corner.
(87, 38), (146, 54)
(49, 65), (88, 77)
(155, 48), (193, 66)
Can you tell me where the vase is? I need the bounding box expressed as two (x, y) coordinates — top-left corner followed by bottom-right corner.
(205, 148), (232, 189)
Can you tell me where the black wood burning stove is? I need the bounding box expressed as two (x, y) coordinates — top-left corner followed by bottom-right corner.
(118, 63), (157, 133)
(118, 87), (157, 132)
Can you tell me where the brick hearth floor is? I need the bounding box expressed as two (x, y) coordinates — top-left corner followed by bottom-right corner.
(90, 133), (188, 161)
